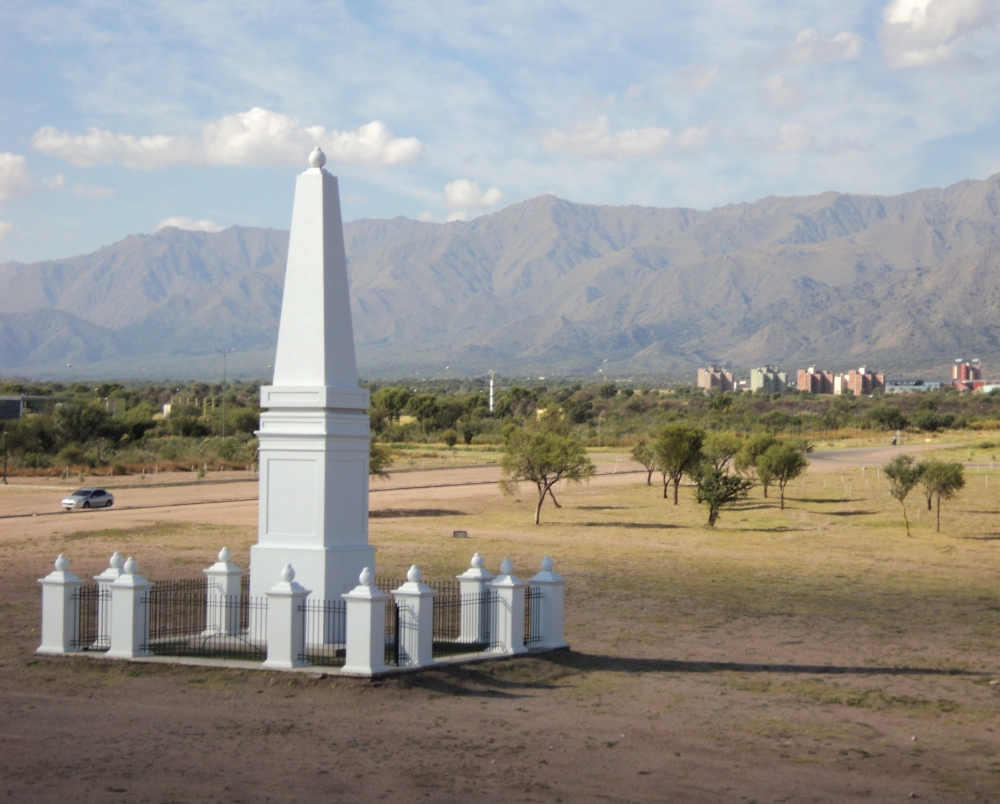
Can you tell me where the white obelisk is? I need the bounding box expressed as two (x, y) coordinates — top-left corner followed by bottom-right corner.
(250, 147), (374, 603)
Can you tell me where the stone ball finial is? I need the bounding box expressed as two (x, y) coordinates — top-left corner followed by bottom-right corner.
(359, 567), (373, 586)
(406, 564), (421, 583)
(109, 551), (123, 569)
(541, 555), (554, 572)
(471, 552), (484, 569)
(500, 557), (513, 575)
(281, 564), (295, 583)
(218, 546), (231, 563)
(55, 554), (68, 572)
(309, 147), (326, 168)
(123, 556), (137, 575)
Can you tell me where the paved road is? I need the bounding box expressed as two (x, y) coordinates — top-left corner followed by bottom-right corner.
(805, 443), (944, 472)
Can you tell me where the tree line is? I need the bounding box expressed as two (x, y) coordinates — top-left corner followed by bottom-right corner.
(499, 421), (811, 527)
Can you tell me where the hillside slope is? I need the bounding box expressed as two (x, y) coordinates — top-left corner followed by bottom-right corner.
(2, 174), (1000, 378)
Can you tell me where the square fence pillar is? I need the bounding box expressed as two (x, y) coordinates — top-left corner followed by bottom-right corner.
(37, 555), (84, 655)
(203, 547), (243, 637)
(341, 567), (388, 676)
(528, 556), (568, 649)
(91, 552), (124, 650)
(105, 557), (154, 659)
(263, 565), (311, 670)
(456, 552), (494, 645)
(392, 566), (436, 668)
(490, 558), (528, 656)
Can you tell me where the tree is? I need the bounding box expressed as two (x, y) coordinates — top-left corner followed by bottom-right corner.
(369, 438), (393, 478)
(918, 460), (965, 532)
(499, 427), (595, 524)
(630, 438), (658, 485)
(756, 442), (809, 510)
(702, 431), (744, 473)
(884, 454), (922, 537)
(370, 387), (411, 423)
(733, 433), (778, 495)
(694, 465), (753, 527)
(442, 428), (458, 448)
(654, 424), (705, 504)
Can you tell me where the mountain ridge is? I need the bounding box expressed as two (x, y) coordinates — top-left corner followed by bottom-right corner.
(3, 174), (1000, 379)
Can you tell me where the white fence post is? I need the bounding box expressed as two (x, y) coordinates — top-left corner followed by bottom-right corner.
(263, 565), (310, 670)
(37, 555), (84, 655)
(528, 555), (567, 650)
(106, 557), (154, 659)
(203, 547), (243, 636)
(342, 567), (388, 676)
(392, 565), (436, 668)
(456, 552), (493, 645)
(92, 552), (124, 650)
(490, 557), (527, 656)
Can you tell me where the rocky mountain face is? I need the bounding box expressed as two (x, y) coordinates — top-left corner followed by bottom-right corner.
(3, 173), (1000, 379)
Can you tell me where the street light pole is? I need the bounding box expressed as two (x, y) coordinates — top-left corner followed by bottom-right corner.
(67, 363), (75, 384)
(2, 427), (7, 485)
(214, 347), (235, 438)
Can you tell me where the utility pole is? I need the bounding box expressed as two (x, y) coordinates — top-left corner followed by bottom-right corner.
(488, 369), (496, 414)
(214, 347), (236, 438)
(2, 427), (7, 485)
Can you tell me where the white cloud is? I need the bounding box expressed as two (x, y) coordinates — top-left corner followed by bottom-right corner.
(675, 126), (710, 149)
(760, 75), (802, 109)
(0, 221), (13, 243)
(444, 211), (468, 222)
(881, 0), (995, 66)
(0, 154), (32, 202)
(443, 179), (506, 211)
(773, 123), (814, 152)
(416, 211), (436, 222)
(31, 108), (424, 169)
(154, 216), (225, 233)
(41, 173), (114, 198)
(673, 65), (719, 92)
(788, 29), (863, 63)
(541, 116), (673, 160)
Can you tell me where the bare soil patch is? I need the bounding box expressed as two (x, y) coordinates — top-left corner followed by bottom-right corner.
(2, 460), (1000, 802)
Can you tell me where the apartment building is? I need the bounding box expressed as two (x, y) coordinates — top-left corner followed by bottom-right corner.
(697, 365), (735, 393)
(797, 366), (885, 396)
(750, 366), (787, 394)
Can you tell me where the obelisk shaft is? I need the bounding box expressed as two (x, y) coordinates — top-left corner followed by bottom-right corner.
(251, 149), (374, 604)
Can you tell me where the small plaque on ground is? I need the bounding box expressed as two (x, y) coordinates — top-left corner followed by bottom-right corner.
(453, 530), (468, 539)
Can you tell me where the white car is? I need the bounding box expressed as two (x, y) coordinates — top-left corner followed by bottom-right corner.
(61, 488), (115, 510)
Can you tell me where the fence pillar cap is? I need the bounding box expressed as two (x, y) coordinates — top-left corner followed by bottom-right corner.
(393, 565), (435, 597)
(38, 554), (83, 586)
(110, 558), (153, 589)
(491, 557), (525, 589)
(457, 552), (494, 582)
(268, 564), (310, 597)
(344, 567), (388, 601)
(203, 545), (244, 576)
(529, 555), (566, 585)
(95, 551), (126, 582)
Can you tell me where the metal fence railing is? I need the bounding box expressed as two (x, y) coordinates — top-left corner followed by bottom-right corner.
(432, 589), (498, 658)
(70, 583), (110, 651)
(298, 598), (347, 667)
(141, 578), (267, 661)
(525, 586), (543, 647)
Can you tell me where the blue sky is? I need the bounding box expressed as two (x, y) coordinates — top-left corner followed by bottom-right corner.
(1, 0), (998, 263)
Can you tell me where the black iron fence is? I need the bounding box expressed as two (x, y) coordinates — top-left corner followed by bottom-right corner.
(432, 589), (498, 658)
(141, 577), (267, 661)
(525, 586), (543, 647)
(70, 583), (110, 651)
(298, 598), (346, 667)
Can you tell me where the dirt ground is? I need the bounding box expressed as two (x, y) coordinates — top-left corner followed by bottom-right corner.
(2, 444), (1000, 803)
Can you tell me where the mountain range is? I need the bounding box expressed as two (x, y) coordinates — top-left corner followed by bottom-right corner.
(3, 172), (1000, 381)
